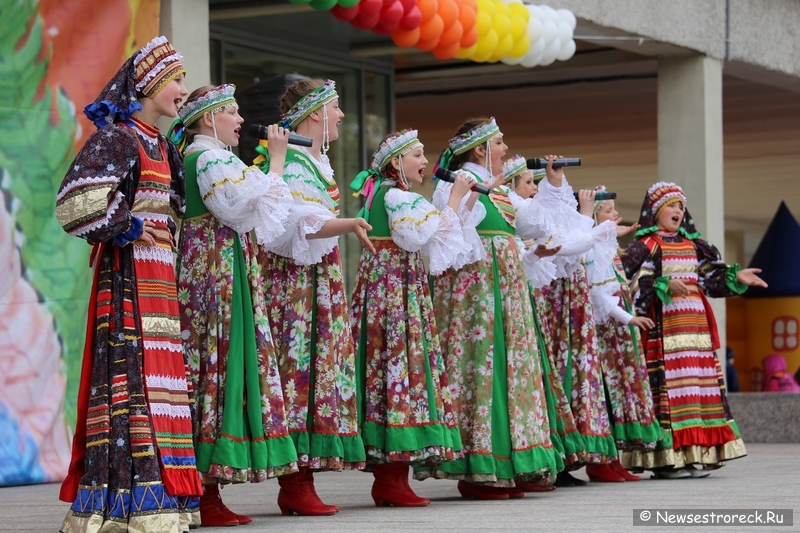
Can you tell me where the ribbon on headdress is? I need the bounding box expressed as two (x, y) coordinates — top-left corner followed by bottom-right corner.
(432, 148), (454, 179)
(349, 168), (383, 223)
(253, 139), (270, 168)
(167, 118), (187, 153)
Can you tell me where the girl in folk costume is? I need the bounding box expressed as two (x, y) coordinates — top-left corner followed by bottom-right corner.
(524, 160), (619, 487)
(55, 37), (203, 532)
(621, 183), (766, 479)
(418, 119), (560, 499)
(170, 85), (317, 526)
(254, 79), (374, 515)
(348, 130), (475, 507)
(583, 186), (662, 483)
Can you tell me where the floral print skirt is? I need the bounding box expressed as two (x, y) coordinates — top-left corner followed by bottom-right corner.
(350, 240), (462, 466)
(178, 215), (298, 483)
(260, 246), (365, 471)
(536, 264), (616, 465)
(417, 235), (558, 486)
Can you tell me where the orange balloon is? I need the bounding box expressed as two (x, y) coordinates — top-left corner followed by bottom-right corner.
(438, 20), (463, 46)
(416, 35), (440, 51)
(432, 40), (461, 60)
(461, 0), (477, 10)
(417, 0), (438, 22)
(391, 27), (422, 48)
(458, 5), (476, 32)
(419, 13), (444, 41)
(460, 26), (478, 47)
(437, 0), (458, 27)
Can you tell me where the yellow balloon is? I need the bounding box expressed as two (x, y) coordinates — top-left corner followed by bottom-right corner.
(508, 2), (529, 21)
(455, 43), (478, 59)
(508, 35), (529, 58)
(509, 15), (526, 40)
(495, 0), (511, 17)
(471, 49), (493, 63)
(475, 11), (492, 35)
(491, 33), (513, 60)
(476, 0), (495, 17)
(492, 13), (510, 36)
(475, 29), (499, 56)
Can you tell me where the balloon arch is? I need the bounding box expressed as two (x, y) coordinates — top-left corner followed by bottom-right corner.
(291, 0), (577, 66)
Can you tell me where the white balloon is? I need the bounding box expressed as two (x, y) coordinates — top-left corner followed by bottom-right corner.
(520, 52), (543, 68)
(557, 21), (572, 45)
(555, 39), (576, 61)
(526, 4), (543, 22)
(529, 36), (545, 56)
(526, 17), (543, 43)
(542, 20), (557, 44)
(504, 0), (522, 4)
(540, 5), (559, 24)
(557, 8), (577, 30)
(540, 38), (560, 65)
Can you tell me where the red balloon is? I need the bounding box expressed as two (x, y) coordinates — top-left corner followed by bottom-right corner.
(331, 3), (359, 21)
(374, 18), (401, 34)
(392, 26), (421, 47)
(399, 5), (422, 30)
(359, 0), (383, 15)
(380, 0), (405, 23)
(351, 9), (381, 29)
(438, 20), (463, 46)
(382, 0), (394, 7)
(432, 40), (461, 60)
(399, 0), (415, 13)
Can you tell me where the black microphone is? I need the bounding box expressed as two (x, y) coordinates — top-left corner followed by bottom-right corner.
(574, 191), (616, 201)
(435, 168), (491, 195)
(526, 157), (581, 169)
(248, 124), (314, 147)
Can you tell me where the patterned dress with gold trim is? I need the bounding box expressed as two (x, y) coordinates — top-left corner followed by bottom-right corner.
(350, 182), (472, 465)
(621, 231), (747, 470)
(257, 147), (366, 471)
(417, 162), (559, 486)
(177, 135), (308, 484)
(56, 119), (202, 533)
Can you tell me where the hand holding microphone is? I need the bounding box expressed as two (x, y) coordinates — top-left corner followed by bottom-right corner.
(249, 124), (314, 147)
(435, 167), (491, 195)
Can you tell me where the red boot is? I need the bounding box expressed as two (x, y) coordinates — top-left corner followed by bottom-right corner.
(515, 480), (557, 492)
(199, 484), (240, 527)
(457, 481), (510, 500)
(277, 468), (338, 516)
(371, 463), (430, 507)
(586, 463), (625, 483)
(505, 487), (525, 499)
(610, 459), (641, 481)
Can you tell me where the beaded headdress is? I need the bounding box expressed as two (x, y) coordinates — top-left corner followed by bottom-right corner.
(502, 154), (527, 186)
(83, 35), (185, 129)
(533, 169), (546, 183)
(134, 36), (185, 98)
(593, 185), (609, 215)
(435, 118), (502, 176)
(281, 79), (338, 130)
(635, 181), (700, 239)
(168, 84), (237, 152)
(349, 129), (423, 222)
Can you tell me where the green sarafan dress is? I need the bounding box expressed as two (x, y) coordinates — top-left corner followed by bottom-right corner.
(416, 162), (559, 487)
(350, 182), (469, 466)
(178, 137), (299, 483)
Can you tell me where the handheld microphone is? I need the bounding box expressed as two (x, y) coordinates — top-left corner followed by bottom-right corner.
(435, 168), (491, 195)
(573, 191), (616, 201)
(526, 157), (582, 169)
(248, 124), (314, 147)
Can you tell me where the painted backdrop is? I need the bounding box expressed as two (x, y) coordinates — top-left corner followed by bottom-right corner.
(0, 0), (160, 486)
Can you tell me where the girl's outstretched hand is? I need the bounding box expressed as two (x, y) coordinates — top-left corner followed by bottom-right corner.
(736, 268), (768, 288)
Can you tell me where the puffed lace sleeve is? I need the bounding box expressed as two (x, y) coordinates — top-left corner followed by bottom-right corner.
(432, 179), (486, 266)
(195, 149), (291, 246)
(519, 243), (558, 288)
(262, 160), (336, 265)
(386, 188), (470, 275)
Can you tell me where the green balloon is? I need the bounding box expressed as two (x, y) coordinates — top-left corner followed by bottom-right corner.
(337, 0), (360, 7)
(310, 0), (338, 9)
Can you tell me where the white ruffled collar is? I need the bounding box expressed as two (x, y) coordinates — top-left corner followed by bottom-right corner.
(185, 134), (228, 153)
(297, 146), (334, 182)
(462, 162), (491, 182)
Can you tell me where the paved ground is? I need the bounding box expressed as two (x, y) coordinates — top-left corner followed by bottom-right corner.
(2, 443), (797, 532)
